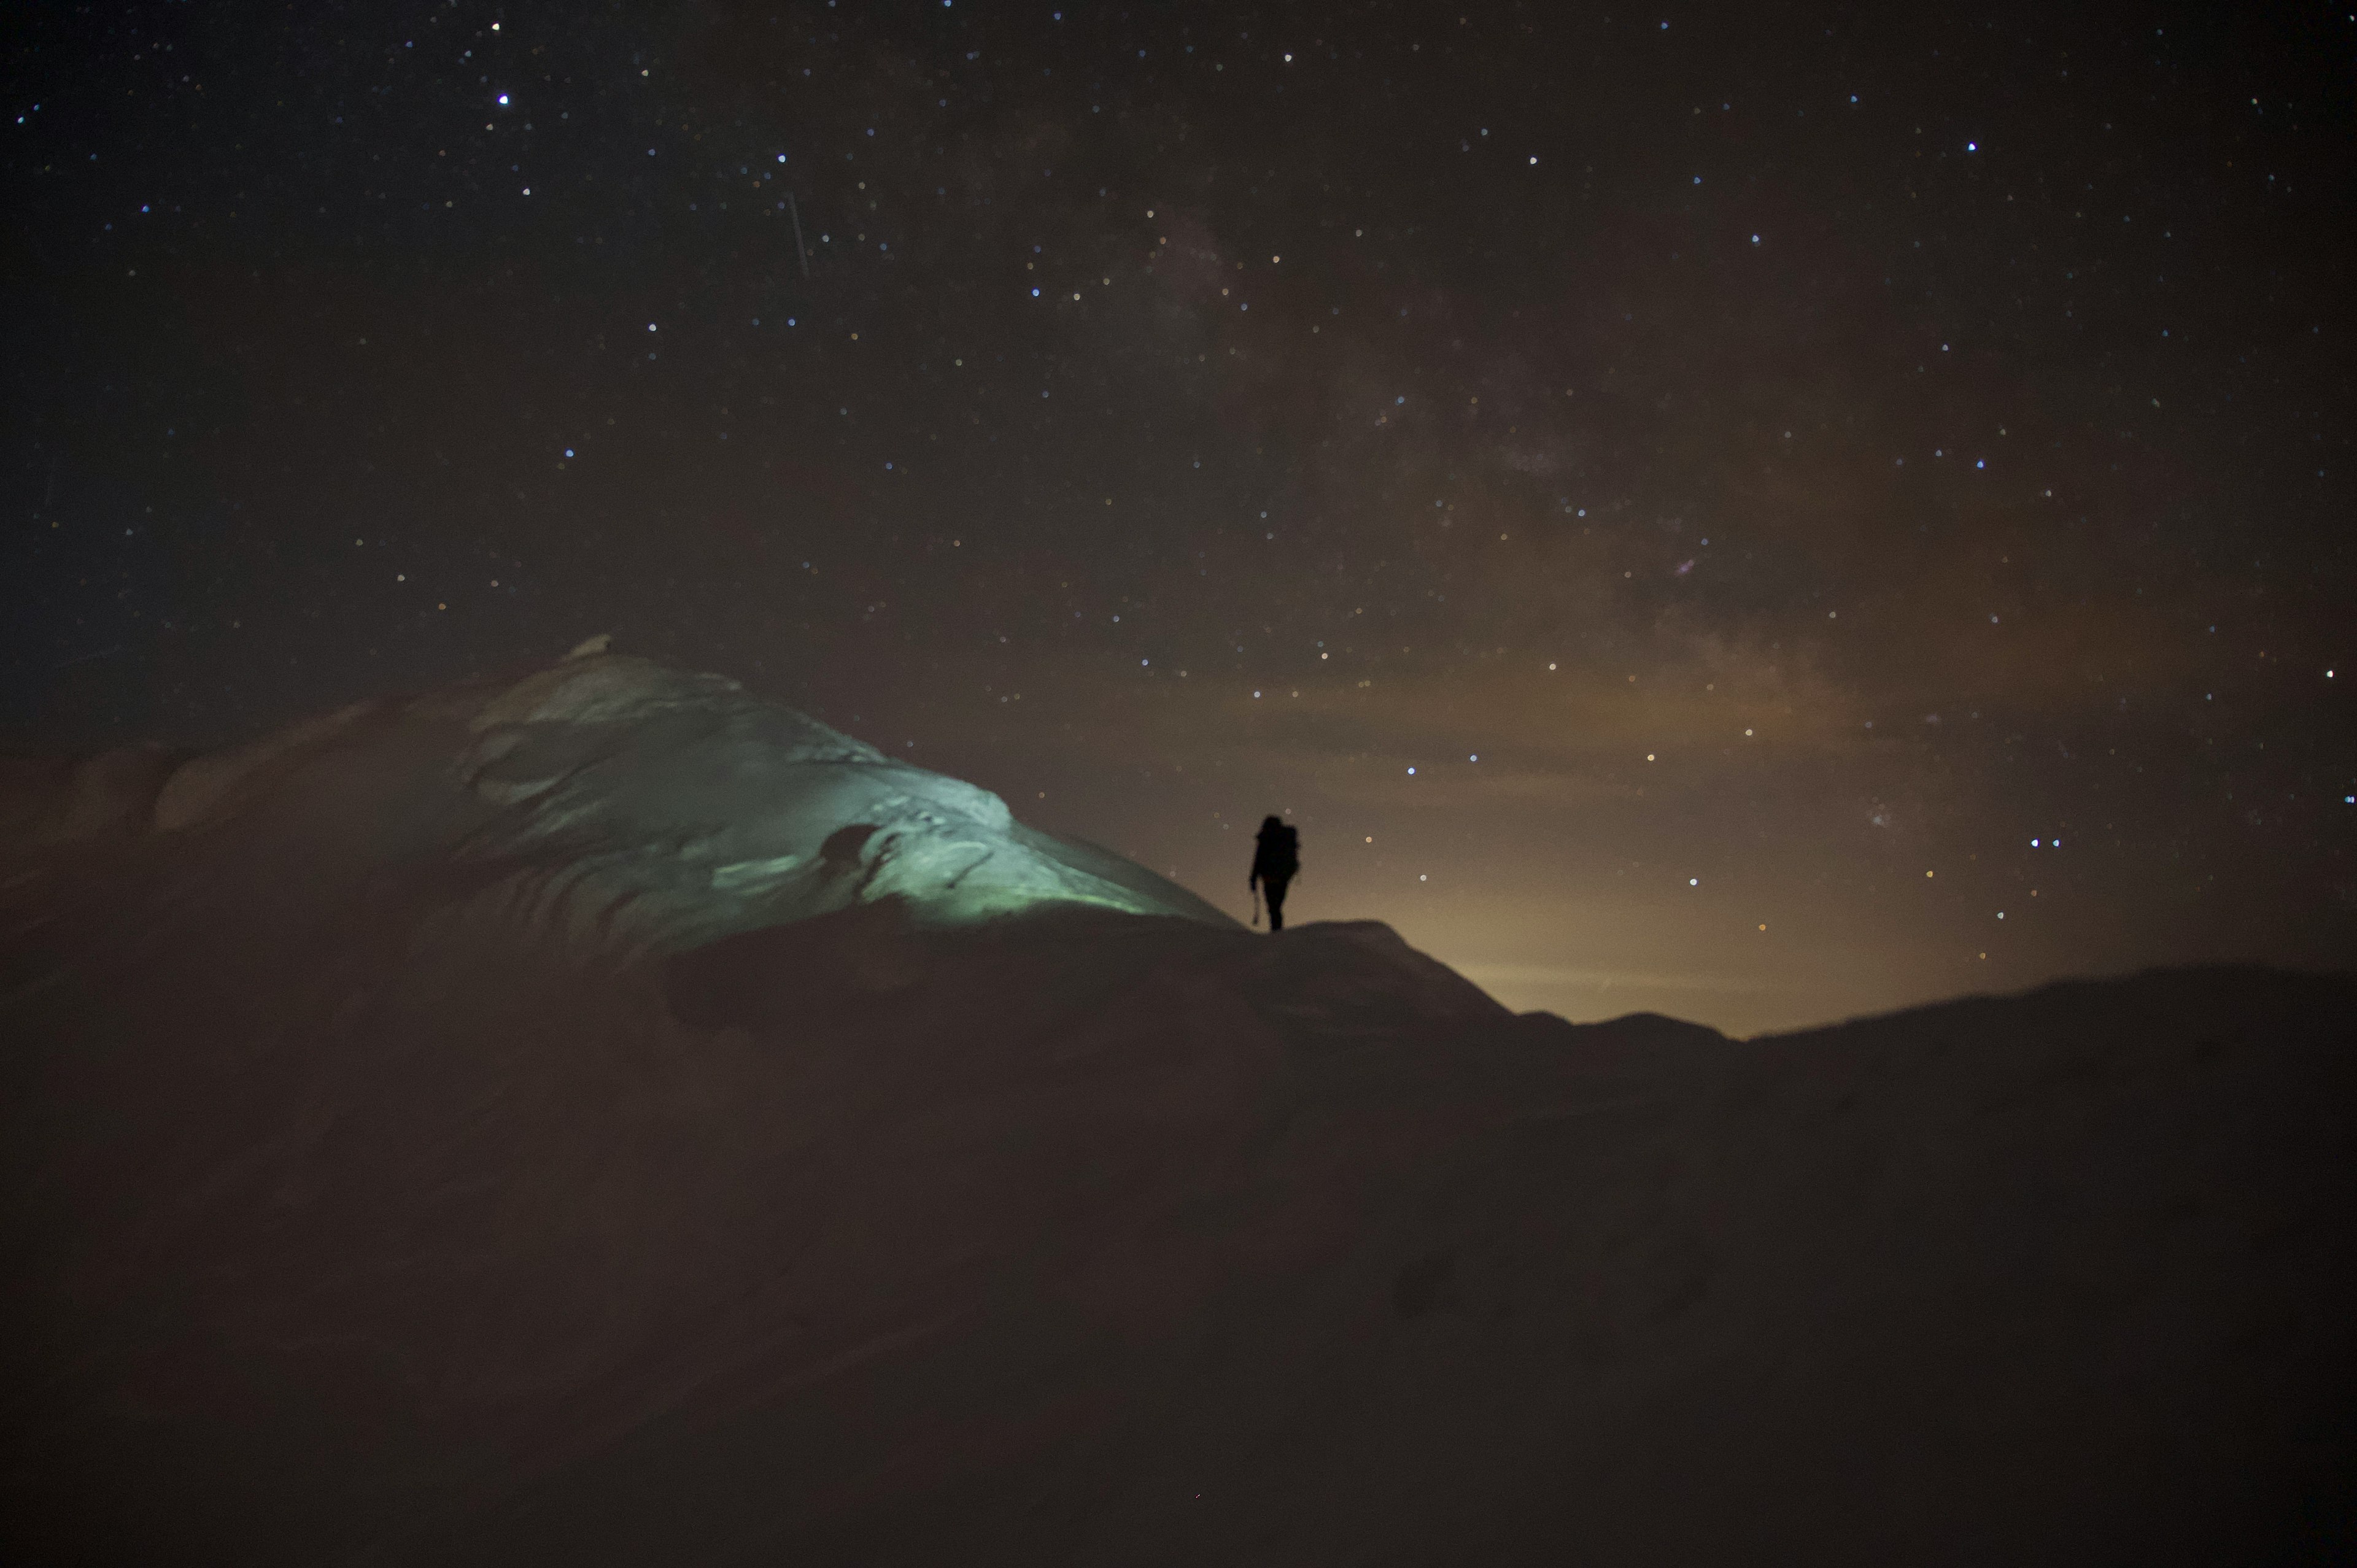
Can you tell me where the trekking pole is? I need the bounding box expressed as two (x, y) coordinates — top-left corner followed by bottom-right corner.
(1250, 884), (1261, 927)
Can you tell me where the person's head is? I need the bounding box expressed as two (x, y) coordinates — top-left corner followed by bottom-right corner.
(1261, 815), (1284, 834)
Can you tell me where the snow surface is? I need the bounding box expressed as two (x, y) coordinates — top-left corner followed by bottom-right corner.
(7, 651), (1229, 952)
(1, 653), (2350, 1562)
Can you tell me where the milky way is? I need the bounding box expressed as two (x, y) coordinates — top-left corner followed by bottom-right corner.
(6, 1), (2350, 1029)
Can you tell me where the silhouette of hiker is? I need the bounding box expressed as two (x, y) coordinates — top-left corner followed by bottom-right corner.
(1250, 816), (1300, 930)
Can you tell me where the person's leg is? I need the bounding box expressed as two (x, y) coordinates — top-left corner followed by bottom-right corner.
(1267, 876), (1288, 930)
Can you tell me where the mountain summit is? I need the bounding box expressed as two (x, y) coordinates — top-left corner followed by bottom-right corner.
(5, 646), (1228, 948)
(2, 654), (2349, 1563)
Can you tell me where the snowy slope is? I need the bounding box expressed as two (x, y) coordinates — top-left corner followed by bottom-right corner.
(4, 648), (1227, 951)
(1, 654), (2350, 1564)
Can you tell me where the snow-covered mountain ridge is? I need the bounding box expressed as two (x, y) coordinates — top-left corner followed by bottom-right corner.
(1, 653), (2348, 1563)
(3, 646), (1229, 953)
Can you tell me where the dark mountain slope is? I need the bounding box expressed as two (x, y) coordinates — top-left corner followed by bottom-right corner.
(1, 656), (2348, 1564)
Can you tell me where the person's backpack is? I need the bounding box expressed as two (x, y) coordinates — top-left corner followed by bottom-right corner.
(1271, 824), (1299, 878)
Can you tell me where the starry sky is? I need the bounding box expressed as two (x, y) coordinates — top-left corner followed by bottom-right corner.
(6, 0), (2351, 1031)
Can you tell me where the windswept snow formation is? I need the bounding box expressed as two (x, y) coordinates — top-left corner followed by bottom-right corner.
(1, 653), (2351, 1565)
(4, 648), (1228, 951)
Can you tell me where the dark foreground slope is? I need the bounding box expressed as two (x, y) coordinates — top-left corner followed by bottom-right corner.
(1, 657), (2350, 1565)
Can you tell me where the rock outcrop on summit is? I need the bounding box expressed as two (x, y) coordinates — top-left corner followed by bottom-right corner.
(2, 654), (2350, 1564)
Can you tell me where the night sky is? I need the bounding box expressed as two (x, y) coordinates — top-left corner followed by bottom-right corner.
(6, 1), (2351, 1031)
